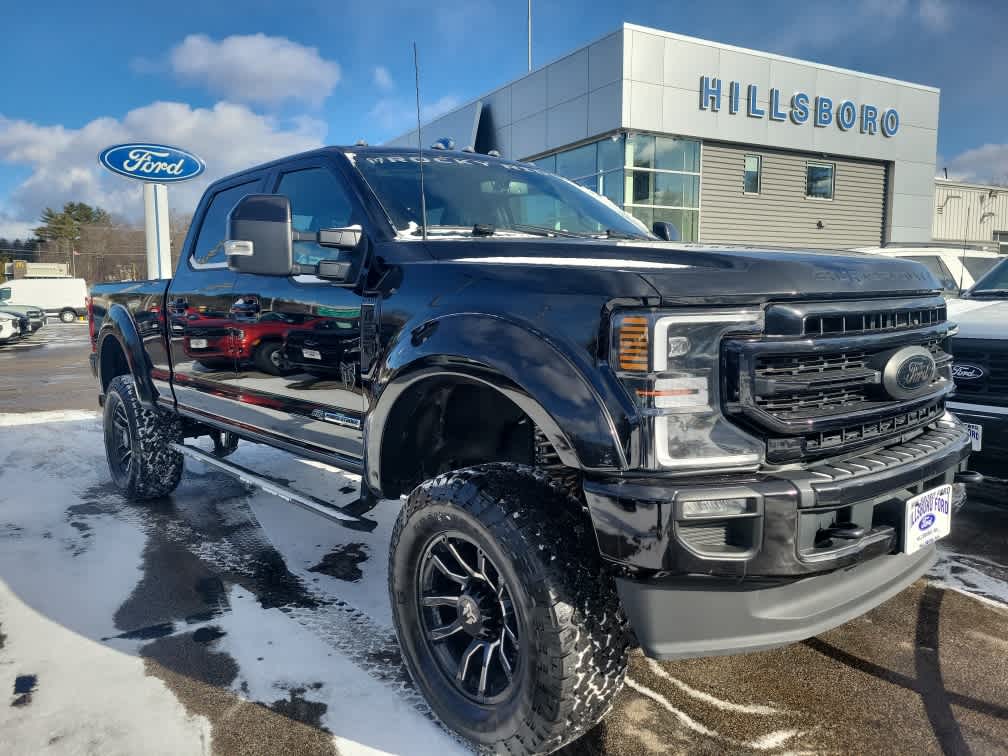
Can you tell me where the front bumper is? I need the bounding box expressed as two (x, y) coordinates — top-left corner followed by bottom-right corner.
(617, 545), (936, 659)
(584, 416), (971, 658)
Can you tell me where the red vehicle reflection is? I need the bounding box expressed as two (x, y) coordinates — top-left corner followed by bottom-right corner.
(184, 311), (320, 375)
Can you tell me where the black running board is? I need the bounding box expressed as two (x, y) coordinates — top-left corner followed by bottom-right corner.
(171, 443), (378, 532)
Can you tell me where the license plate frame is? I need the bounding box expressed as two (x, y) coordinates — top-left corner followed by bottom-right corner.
(303, 348), (322, 360)
(189, 338), (208, 349)
(964, 422), (982, 451)
(903, 484), (953, 555)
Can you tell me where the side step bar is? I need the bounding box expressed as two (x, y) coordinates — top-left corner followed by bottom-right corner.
(172, 443), (378, 532)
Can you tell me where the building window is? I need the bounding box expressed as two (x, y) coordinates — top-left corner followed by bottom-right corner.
(535, 136), (627, 211)
(743, 154), (761, 194)
(806, 162), (835, 200)
(624, 134), (701, 241)
(995, 231), (1008, 255)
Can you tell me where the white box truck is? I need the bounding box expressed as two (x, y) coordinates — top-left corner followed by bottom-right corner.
(0, 278), (87, 322)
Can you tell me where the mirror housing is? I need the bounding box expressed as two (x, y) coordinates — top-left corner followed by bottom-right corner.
(226, 194), (294, 276)
(652, 221), (680, 242)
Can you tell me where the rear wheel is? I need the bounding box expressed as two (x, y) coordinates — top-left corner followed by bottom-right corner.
(59, 308), (77, 323)
(389, 464), (630, 755)
(103, 374), (184, 500)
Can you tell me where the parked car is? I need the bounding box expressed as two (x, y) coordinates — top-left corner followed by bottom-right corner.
(90, 146), (975, 755)
(282, 311), (360, 378)
(183, 310), (320, 374)
(0, 312), (22, 344)
(946, 257), (1008, 483)
(0, 304), (45, 334)
(859, 245), (1003, 297)
(0, 277), (87, 322)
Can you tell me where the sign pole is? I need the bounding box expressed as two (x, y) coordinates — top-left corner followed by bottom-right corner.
(143, 182), (172, 279)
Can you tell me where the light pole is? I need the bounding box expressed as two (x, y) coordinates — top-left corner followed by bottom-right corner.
(527, 0), (532, 72)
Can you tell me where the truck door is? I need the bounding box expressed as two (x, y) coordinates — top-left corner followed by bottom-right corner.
(228, 159), (366, 462)
(167, 175), (265, 419)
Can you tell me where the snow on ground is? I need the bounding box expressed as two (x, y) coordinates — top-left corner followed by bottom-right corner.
(930, 549), (1008, 608)
(0, 411), (466, 755)
(0, 580), (212, 755)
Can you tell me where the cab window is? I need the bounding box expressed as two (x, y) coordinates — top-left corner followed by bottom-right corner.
(276, 167), (355, 264)
(192, 180), (260, 265)
(905, 255), (957, 293)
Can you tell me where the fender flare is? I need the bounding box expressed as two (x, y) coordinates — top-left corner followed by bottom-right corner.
(97, 303), (158, 407)
(365, 313), (631, 494)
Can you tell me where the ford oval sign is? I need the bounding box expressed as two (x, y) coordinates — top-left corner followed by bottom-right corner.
(98, 143), (205, 183)
(882, 345), (936, 400)
(952, 363), (985, 381)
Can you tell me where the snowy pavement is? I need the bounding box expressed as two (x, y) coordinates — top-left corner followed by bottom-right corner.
(0, 329), (1007, 755)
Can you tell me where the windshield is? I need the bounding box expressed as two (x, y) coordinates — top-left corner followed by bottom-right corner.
(354, 153), (650, 239)
(968, 258), (1008, 296)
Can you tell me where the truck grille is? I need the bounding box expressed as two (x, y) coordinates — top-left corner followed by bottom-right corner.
(725, 297), (955, 463)
(948, 338), (1008, 407)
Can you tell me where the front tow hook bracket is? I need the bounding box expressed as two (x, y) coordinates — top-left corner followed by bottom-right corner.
(819, 523), (869, 541)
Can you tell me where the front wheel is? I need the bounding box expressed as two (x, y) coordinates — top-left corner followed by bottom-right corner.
(103, 374), (184, 500)
(253, 341), (292, 376)
(59, 308), (77, 323)
(389, 464), (630, 755)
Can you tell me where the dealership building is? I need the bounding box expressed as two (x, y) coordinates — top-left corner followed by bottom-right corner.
(389, 23), (940, 248)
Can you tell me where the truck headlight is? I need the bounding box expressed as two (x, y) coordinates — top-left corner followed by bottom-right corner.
(611, 309), (765, 470)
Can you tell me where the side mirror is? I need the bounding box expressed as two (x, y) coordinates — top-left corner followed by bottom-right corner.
(226, 194), (294, 276)
(652, 221), (680, 242)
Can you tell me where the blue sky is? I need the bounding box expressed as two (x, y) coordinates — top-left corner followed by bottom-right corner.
(0, 0), (1005, 238)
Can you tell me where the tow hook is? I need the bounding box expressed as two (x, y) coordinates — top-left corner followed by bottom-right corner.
(951, 471), (982, 512)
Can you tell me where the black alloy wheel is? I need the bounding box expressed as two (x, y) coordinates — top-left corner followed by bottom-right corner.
(105, 396), (133, 482)
(418, 532), (520, 704)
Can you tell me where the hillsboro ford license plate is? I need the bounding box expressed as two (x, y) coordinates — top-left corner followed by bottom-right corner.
(302, 349), (322, 360)
(189, 338), (208, 349)
(904, 484), (953, 555)
(964, 422), (982, 451)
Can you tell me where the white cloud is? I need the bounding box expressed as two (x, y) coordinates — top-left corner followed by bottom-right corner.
(944, 144), (1008, 185)
(373, 66), (394, 92)
(918, 0), (950, 30)
(0, 215), (35, 240)
(169, 34), (341, 107)
(368, 95), (461, 137)
(0, 101), (327, 232)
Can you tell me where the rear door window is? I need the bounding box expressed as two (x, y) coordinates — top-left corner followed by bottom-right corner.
(192, 180), (260, 265)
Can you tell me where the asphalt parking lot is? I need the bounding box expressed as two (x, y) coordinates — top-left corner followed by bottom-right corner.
(0, 326), (1006, 755)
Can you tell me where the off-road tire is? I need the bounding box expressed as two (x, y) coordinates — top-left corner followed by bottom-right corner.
(103, 374), (184, 500)
(59, 308), (77, 323)
(389, 463), (631, 755)
(253, 340), (290, 376)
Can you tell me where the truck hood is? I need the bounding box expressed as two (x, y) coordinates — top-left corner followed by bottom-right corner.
(423, 239), (940, 302)
(947, 298), (1008, 340)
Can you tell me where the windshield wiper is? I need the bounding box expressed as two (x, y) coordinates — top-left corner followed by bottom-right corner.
(602, 228), (649, 240)
(969, 288), (1008, 297)
(505, 223), (583, 238)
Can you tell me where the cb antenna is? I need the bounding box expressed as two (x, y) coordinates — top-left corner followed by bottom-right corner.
(413, 42), (428, 241)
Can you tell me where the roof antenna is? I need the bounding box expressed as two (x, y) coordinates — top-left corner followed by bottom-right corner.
(413, 42), (428, 241)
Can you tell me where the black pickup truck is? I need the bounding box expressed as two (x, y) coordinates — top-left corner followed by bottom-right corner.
(90, 146), (974, 754)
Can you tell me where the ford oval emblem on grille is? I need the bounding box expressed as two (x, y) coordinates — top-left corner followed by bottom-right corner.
(952, 363), (984, 381)
(882, 346), (937, 400)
